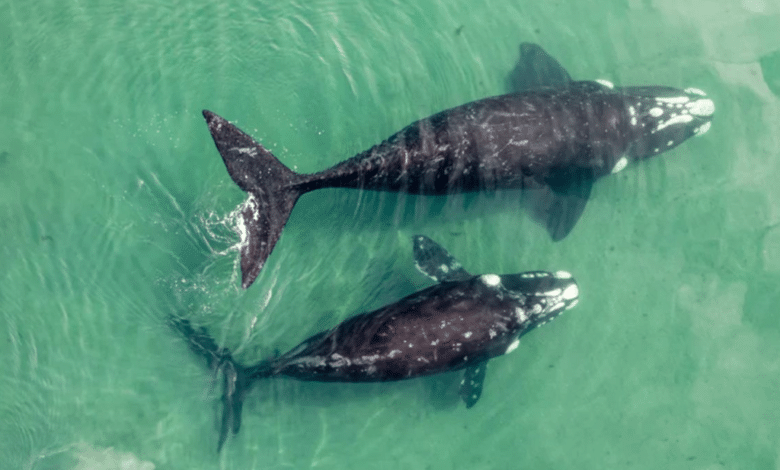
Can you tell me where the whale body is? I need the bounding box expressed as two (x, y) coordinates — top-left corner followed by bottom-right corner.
(170, 235), (579, 450)
(203, 43), (714, 289)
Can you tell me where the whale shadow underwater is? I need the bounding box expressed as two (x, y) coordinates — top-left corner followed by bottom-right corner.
(202, 42), (715, 289)
(170, 235), (579, 451)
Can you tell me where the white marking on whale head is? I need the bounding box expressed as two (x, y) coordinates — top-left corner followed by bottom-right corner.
(554, 271), (572, 279)
(687, 98), (715, 117)
(654, 96), (690, 104)
(596, 79), (615, 89)
(611, 156), (628, 174)
(685, 87), (707, 96)
(463, 331), (473, 339)
(562, 283), (579, 302)
(694, 121), (712, 136)
(505, 338), (520, 354)
(652, 113), (694, 133)
(649, 107), (664, 117)
(481, 274), (501, 287)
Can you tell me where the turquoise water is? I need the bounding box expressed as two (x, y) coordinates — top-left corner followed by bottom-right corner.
(2, 0), (780, 468)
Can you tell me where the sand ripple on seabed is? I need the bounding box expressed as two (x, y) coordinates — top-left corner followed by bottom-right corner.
(33, 442), (156, 470)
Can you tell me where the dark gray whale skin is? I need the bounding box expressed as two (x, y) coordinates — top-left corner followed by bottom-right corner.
(170, 235), (579, 451)
(204, 43), (714, 289)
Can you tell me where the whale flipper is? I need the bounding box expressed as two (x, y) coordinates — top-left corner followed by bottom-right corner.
(460, 362), (488, 408)
(412, 234), (471, 282)
(506, 43), (594, 240)
(529, 165), (594, 241)
(507, 42), (572, 93)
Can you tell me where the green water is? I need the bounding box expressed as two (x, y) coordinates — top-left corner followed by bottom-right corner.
(2, 0), (780, 468)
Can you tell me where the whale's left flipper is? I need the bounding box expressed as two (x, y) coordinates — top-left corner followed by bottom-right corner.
(412, 234), (471, 282)
(506, 42), (572, 93)
(412, 234), (493, 407)
(460, 361), (488, 408)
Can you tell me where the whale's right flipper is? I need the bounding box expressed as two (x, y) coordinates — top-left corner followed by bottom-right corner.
(530, 166), (594, 241)
(412, 235), (471, 282)
(460, 361), (488, 408)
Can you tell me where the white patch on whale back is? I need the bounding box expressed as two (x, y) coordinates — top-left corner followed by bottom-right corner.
(649, 107), (664, 117)
(440, 264), (449, 273)
(505, 338), (520, 354)
(611, 156), (628, 174)
(629, 105), (638, 126)
(515, 307), (528, 323)
(481, 274), (501, 286)
(596, 79), (615, 89)
(554, 270), (572, 279)
(463, 331), (473, 339)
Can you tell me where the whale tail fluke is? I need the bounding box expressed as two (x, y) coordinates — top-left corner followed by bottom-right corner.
(168, 314), (253, 452)
(203, 110), (305, 289)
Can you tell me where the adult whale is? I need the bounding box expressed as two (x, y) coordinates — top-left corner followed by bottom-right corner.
(170, 235), (579, 451)
(203, 43), (714, 289)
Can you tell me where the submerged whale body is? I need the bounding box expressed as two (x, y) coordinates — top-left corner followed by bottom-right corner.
(170, 235), (579, 451)
(204, 43), (714, 289)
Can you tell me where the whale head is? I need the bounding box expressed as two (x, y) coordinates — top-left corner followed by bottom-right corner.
(615, 85), (714, 172)
(487, 270), (579, 327)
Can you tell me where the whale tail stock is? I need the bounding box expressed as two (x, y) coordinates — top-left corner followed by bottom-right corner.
(203, 110), (306, 289)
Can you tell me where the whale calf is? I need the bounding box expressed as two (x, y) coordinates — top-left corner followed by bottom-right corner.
(204, 43), (714, 289)
(170, 235), (579, 451)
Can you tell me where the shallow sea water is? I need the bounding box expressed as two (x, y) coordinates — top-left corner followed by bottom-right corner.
(2, 0), (780, 469)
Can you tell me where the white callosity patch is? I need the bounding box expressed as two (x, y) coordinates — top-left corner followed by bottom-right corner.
(543, 288), (562, 297)
(611, 156), (628, 174)
(514, 306), (528, 323)
(505, 338), (520, 354)
(685, 87), (707, 96)
(562, 283), (579, 301)
(649, 92), (715, 135)
(694, 122), (712, 136)
(687, 97), (715, 117)
(481, 274), (501, 287)
(554, 270), (572, 279)
(522, 271), (550, 279)
(596, 79), (615, 89)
